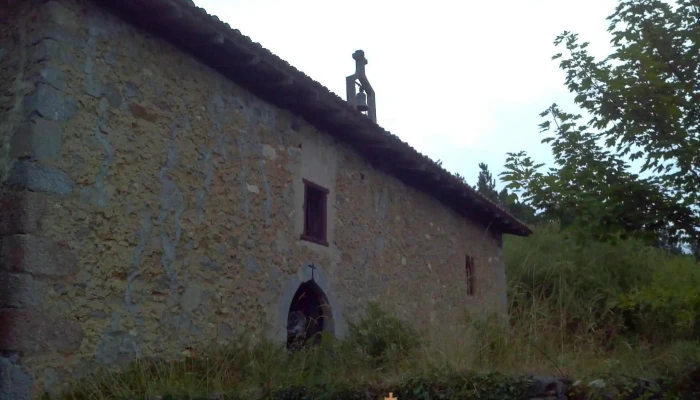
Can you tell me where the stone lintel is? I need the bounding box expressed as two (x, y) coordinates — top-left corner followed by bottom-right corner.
(10, 117), (64, 161)
(0, 235), (78, 278)
(0, 191), (47, 236)
(0, 309), (82, 355)
(5, 160), (73, 197)
(0, 353), (33, 400)
(0, 273), (45, 308)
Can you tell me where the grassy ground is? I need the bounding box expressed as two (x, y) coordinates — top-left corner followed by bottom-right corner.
(58, 224), (700, 399)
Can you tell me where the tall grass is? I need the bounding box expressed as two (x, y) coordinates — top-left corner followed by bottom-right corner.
(58, 223), (700, 399)
(502, 223), (700, 378)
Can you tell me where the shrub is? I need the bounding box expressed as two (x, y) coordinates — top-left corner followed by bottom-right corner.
(346, 302), (420, 365)
(613, 256), (700, 342)
(505, 222), (700, 345)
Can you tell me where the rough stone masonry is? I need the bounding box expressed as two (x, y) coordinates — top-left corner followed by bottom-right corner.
(0, 0), (528, 397)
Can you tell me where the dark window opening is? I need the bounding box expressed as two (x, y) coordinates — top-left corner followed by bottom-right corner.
(492, 230), (503, 248)
(301, 179), (329, 246)
(466, 255), (475, 296)
(286, 281), (332, 350)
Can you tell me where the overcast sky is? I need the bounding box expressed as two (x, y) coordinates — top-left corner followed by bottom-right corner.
(193, 0), (618, 188)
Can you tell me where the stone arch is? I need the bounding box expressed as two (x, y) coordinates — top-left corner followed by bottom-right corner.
(268, 262), (347, 345)
(286, 279), (332, 348)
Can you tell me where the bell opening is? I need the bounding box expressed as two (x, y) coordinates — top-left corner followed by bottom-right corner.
(355, 89), (369, 112)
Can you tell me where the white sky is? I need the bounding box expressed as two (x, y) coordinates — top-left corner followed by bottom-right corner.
(193, 0), (618, 187)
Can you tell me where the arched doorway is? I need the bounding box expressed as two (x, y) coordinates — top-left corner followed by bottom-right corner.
(286, 280), (333, 349)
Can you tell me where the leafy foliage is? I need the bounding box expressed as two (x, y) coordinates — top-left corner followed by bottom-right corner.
(500, 0), (700, 254)
(346, 302), (419, 365)
(472, 162), (542, 225)
(615, 256), (700, 341)
(506, 223), (700, 345)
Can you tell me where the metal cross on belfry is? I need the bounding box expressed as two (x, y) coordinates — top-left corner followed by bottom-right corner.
(307, 263), (317, 281)
(346, 50), (376, 123)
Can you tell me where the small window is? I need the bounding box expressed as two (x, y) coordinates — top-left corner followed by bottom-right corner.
(301, 179), (329, 246)
(466, 255), (475, 296)
(492, 231), (503, 248)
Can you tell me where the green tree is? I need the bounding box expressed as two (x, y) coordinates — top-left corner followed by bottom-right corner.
(499, 188), (541, 226)
(471, 163), (541, 226)
(501, 0), (700, 252)
(475, 162), (499, 202)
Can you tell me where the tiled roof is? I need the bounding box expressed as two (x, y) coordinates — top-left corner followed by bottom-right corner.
(92, 0), (532, 236)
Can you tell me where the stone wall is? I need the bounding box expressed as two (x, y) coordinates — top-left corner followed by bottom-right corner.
(1, 2), (86, 398)
(0, 0), (507, 397)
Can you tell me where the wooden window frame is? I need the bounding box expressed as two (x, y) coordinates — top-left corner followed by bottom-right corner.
(300, 179), (329, 247)
(465, 255), (475, 296)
